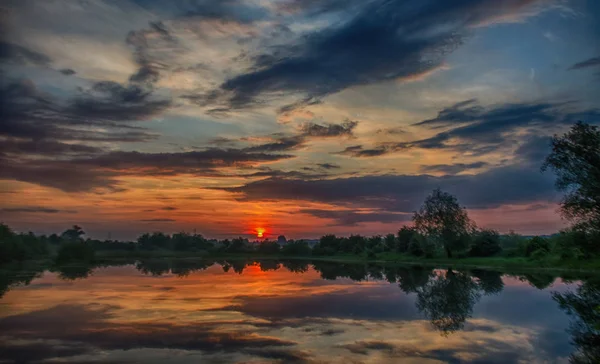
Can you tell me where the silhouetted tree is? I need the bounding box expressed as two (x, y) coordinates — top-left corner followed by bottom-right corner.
(61, 225), (85, 242)
(397, 226), (416, 253)
(543, 121), (600, 236)
(553, 279), (600, 363)
(414, 189), (474, 258)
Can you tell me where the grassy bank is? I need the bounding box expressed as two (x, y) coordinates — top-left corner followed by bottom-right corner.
(91, 250), (600, 273)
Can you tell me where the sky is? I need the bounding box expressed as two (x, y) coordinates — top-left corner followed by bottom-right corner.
(1, 0), (600, 240)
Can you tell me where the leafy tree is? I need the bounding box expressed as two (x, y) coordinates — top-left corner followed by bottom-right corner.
(367, 235), (383, 253)
(543, 121), (600, 233)
(397, 226), (416, 253)
(525, 236), (550, 257)
(469, 229), (502, 257)
(313, 235), (339, 255)
(413, 189), (474, 258)
(61, 225), (85, 242)
(408, 234), (425, 257)
(384, 234), (397, 252)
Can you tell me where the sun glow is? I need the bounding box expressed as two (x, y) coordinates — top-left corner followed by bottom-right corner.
(256, 228), (265, 238)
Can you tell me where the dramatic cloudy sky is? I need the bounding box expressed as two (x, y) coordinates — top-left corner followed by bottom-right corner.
(1, 0), (599, 239)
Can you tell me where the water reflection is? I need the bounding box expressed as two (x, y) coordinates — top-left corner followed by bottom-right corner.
(0, 259), (598, 363)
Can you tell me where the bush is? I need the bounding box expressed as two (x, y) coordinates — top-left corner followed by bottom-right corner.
(56, 241), (95, 263)
(257, 241), (281, 255)
(525, 236), (550, 257)
(469, 229), (502, 257)
(281, 240), (312, 256)
(529, 248), (549, 261)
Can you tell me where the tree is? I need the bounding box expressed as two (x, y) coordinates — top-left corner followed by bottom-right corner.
(543, 121), (600, 232)
(413, 189), (474, 258)
(397, 226), (416, 253)
(469, 229), (502, 257)
(384, 233), (397, 252)
(61, 225), (85, 242)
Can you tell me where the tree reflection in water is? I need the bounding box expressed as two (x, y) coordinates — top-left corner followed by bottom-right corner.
(1, 258), (598, 362)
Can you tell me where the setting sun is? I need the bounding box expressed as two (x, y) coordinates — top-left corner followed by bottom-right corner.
(256, 228), (265, 238)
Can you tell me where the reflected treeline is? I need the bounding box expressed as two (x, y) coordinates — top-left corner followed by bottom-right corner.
(1, 259), (598, 363)
(553, 278), (600, 364)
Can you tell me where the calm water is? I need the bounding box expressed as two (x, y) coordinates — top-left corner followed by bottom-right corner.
(1, 260), (598, 363)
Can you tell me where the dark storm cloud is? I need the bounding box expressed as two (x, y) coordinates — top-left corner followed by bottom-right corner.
(211, 0), (545, 109)
(300, 209), (410, 226)
(420, 162), (489, 175)
(568, 56), (600, 70)
(0, 206), (77, 214)
(0, 41), (52, 66)
(223, 164), (558, 212)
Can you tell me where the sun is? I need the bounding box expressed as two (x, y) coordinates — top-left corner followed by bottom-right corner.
(256, 228), (265, 238)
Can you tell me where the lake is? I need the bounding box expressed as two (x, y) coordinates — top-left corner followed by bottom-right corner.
(1, 260), (598, 363)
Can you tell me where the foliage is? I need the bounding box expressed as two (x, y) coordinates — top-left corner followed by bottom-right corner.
(397, 226), (416, 253)
(257, 240), (281, 255)
(413, 189), (475, 258)
(0, 223), (49, 263)
(281, 240), (312, 256)
(56, 241), (95, 263)
(543, 121), (600, 233)
(384, 233), (397, 252)
(469, 229), (502, 257)
(525, 236), (551, 257)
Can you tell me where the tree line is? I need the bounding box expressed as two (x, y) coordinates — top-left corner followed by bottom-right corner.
(1, 121), (599, 265)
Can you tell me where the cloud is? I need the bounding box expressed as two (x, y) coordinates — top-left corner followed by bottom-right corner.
(317, 163), (340, 170)
(420, 162), (489, 175)
(335, 145), (390, 157)
(59, 68), (76, 75)
(0, 41), (52, 66)
(0, 206), (77, 214)
(0, 79), (167, 143)
(300, 209), (411, 226)
(140, 218), (176, 222)
(346, 100), (600, 158)
(210, 0), (548, 109)
(222, 164), (558, 212)
(300, 119), (357, 138)
(0, 148), (294, 192)
(568, 56), (600, 70)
